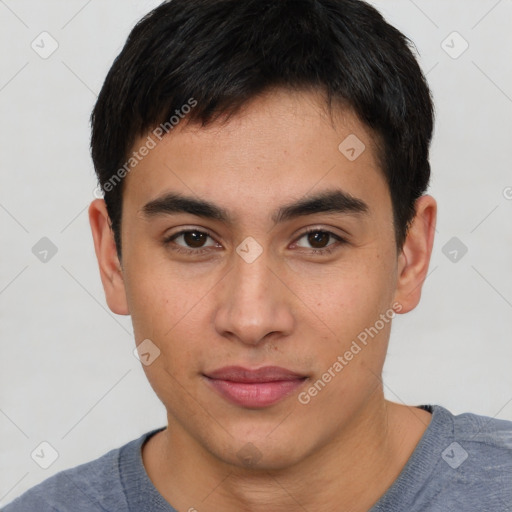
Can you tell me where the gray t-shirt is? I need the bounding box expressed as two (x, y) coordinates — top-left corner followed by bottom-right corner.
(3, 404), (512, 511)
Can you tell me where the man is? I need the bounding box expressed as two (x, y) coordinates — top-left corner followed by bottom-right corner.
(5, 0), (512, 511)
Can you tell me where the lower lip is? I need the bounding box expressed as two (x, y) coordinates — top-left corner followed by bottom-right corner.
(205, 377), (306, 408)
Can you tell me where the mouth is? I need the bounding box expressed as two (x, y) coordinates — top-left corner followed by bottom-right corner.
(203, 366), (308, 408)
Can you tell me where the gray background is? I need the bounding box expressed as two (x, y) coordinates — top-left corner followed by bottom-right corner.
(1, 0), (511, 504)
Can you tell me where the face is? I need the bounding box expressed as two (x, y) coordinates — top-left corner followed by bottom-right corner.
(90, 88), (432, 470)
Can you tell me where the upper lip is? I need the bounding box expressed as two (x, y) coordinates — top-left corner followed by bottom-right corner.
(204, 366), (306, 383)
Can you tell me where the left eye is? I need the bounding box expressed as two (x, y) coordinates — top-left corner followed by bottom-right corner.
(166, 230), (218, 249)
(294, 230), (344, 251)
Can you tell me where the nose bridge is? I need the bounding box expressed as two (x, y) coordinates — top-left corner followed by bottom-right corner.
(233, 251), (270, 305)
(214, 246), (293, 344)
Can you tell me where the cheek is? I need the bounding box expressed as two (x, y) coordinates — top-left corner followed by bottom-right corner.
(125, 261), (217, 382)
(128, 271), (207, 408)
(124, 245), (212, 339)
(290, 248), (395, 334)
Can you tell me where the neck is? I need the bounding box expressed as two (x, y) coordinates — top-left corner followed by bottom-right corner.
(142, 391), (431, 512)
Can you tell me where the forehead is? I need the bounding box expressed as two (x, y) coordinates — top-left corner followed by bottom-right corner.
(122, 88), (390, 225)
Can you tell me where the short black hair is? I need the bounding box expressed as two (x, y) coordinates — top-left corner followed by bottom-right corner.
(91, 0), (434, 260)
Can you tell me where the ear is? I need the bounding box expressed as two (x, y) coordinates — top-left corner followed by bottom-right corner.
(88, 199), (129, 315)
(393, 195), (437, 314)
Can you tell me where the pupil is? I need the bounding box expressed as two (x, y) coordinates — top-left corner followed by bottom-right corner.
(184, 231), (206, 248)
(308, 231), (329, 248)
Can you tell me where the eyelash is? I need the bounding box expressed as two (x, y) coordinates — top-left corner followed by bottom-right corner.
(162, 228), (347, 257)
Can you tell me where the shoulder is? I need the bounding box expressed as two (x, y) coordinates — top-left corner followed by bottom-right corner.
(451, 407), (512, 452)
(371, 405), (512, 512)
(2, 446), (126, 512)
(429, 405), (512, 509)
(2, 431), (154, 512)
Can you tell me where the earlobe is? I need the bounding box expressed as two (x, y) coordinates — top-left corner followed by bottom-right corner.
(393, 195), (437, 314)
(88, 199), (130, 315)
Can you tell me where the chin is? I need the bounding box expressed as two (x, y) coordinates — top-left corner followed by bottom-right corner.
(226, 447), (305, 472)
(209, 426), (315, 472)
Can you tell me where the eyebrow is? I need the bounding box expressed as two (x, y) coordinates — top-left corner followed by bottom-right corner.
(141, 189), (369, 225)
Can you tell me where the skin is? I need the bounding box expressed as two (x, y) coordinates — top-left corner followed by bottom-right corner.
(89, 88), (436, 512)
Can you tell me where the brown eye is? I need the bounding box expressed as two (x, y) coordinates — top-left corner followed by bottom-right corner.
(182, 230), (208, 248)
(307, 231), (331, 249)
(163, 229), (220, 253)
(293, 229), (347, 256)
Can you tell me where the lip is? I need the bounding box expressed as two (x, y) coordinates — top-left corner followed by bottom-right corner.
(204, 366), (308, 408)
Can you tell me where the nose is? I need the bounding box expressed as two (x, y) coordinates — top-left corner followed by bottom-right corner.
(213, 248), (295, 346)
